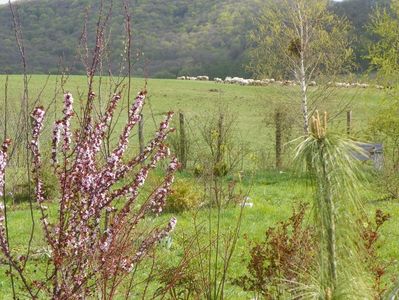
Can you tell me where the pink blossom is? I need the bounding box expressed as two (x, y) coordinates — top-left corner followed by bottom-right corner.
(0, 90), (179, 298)
(0, 139), (11, 197)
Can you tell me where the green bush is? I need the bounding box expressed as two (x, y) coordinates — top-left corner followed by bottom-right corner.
(193, 164), (204, 177)
(41, 164), (60, 201)
(7, 162), (59, 204)
(376, 170), (399, 200)
(165, 179), (202, 213)
(193, 161), (228, 177)
(368, 100), (399, 199)
(213, 161), (228, 177)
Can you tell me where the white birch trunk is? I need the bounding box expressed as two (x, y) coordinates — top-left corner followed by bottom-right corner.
(300, 57), (309, 135)
(299, 6), (309, 135)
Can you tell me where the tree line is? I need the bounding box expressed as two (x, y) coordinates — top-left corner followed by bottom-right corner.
(0, 0), (392, 77)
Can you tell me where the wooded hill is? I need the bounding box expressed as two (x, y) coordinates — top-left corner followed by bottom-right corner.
(0, 0), (387, 77)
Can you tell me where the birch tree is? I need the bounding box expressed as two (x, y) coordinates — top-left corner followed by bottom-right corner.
(248, 0), (353, 134)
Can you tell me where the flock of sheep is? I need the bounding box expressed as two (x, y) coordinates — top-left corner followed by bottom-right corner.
(330, 81), (384, 89)
(176, 75), (384, 89)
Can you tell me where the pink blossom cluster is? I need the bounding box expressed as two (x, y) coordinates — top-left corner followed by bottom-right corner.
(90, 93), (121, 155)
(0, 139), (11, 197)
(0, 139), (11, 258)
(96, 147), (179, 262)
(31, 107), (46, 203)
(1, 90), (179, 298)
(150, 157), (179, 214)
(106, 91), (145, 166)
(51, 93), (74, 165)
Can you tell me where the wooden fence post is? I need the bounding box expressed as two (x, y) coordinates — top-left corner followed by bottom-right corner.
(179, 112), (187, 170)
(216, 113), (224, 165)
(275, 110), (283, 170)
(347, 110), (352, 135)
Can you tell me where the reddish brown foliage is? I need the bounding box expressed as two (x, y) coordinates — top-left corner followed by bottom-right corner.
(360, 209), (394, 299)
(235, 204), (316, 299)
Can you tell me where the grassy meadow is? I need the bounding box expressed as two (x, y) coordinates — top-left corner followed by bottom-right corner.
(0, 75), (385, 147)
(0, 75), (398, 299)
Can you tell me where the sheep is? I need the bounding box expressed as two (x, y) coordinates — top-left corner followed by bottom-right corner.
(246, 79), (254, 85)
(250, 80), (264, 86)
(282, 80), (296, 86)
(239, 79), (250, 86)
(224, 76), (233, 84)
(335, 82), (346, 88)
(261, 79), (270, 84)
(178, 75), (378, 91)
(231, 77), (243, 84)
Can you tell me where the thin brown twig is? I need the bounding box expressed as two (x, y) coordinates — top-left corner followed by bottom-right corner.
(3, 74), (16, 300)
(8, 0), (35, 272)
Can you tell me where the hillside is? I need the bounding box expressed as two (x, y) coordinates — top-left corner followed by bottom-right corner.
(0, 0), (385, 77)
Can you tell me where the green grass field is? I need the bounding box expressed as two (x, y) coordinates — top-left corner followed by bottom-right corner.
(0, 75), (385, 145)
(0, 75), (397, 299)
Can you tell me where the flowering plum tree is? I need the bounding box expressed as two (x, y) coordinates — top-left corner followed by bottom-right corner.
(0, 90), (179, 299)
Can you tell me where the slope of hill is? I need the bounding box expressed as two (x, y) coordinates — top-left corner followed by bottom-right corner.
(0, 0), (386, 77)
(0, 0), (259, 77)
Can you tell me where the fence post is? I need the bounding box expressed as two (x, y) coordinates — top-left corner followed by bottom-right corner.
(179, 112), (187, 170)
(216, 113), (224, 166)
(347, 110), (352, 135)
(275, 109), (283, 170)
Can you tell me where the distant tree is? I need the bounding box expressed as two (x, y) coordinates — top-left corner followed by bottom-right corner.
(368, 0), (399, 203)
(248, 0), (353, 134)
(368, 0), (399, 84)
(330, 0), (382, 72)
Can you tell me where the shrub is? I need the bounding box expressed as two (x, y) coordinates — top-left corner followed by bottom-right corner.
(157, 261), (204, 299)
(213, 161), (228, 177)
(40, 160), (60, 201)
(198, 109), (249, 177)
(165, 179), (202, 213)
(10, 182), (30, 204)
(193, 163), (204, 177)
(4, 163), (59, 204)
(360, 209), (394, 298)
(375, 170), (399, 200)
(234, 204), (315, 299)
(0, 91), (179, 299)
(193, 160), (231, 178)
(368, 100), (399, 199)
